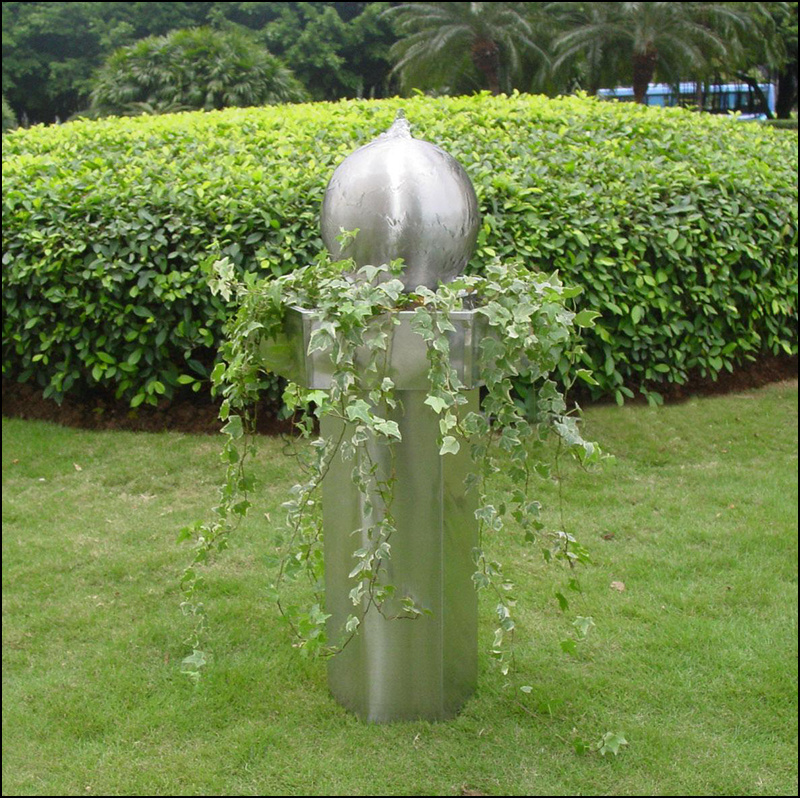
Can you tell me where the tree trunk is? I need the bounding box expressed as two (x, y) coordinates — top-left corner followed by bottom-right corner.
(775, 62), (798, 119)
(735, 72), (774, 119)
(471, 37), (501, 95)
(632, 49), (657, 104)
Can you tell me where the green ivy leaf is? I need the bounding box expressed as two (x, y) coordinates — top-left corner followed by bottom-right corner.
(345, 615), (360, 633)
(222, 415), (244, 439)
(560, 638), (578, 656)
(573, 310), (601, 328)
(308, 327), (334, 354)
(374, 419), (401, 440)
(344, 399), (372, 425)
(439, 436), (460, 456)
(597, 732), (629, 757)
(424, 396), (449, 414)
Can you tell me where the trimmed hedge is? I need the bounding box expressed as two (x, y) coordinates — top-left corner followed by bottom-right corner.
(3, 94), (797, 408)
(762, 118), (799, 130)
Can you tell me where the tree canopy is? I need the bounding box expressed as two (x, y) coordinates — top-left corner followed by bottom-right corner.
(549, 2), (773, 103)
(1, 2), (395, 123)
(89, 25), (307, 116)
(385, 2), (550, 95)
(2, 2), (219, 123)
(2, 1), (796, 123)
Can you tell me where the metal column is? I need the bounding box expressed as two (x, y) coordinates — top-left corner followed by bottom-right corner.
(322, 390), (479, 722)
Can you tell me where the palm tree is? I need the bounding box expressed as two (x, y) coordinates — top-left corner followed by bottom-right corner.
(545, 2), (627, 95)
(385, 2), (549, 95)
(549, 2), (762, 103)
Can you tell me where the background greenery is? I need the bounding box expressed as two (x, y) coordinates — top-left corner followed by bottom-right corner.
(2, 2), (798, 125)
(2, 380), (797, 795)
(88, 25), (309, 117)
(1, 1), (398, 124)
(3, 94), (797, 410)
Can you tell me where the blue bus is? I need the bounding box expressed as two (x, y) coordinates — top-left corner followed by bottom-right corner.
(597, 81), (776, 119)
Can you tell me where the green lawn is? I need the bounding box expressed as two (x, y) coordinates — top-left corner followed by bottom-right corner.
(2, 380), (798, 796)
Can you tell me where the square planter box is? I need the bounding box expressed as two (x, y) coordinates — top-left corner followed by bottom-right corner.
(259, 305), (489, 391)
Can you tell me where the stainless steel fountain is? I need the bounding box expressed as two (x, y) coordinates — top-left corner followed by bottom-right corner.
(321, 110), (479, 291)
(261, 112), (484, 722)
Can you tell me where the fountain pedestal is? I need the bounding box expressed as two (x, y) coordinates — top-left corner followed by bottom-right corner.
(261, 306), (484, 721)
(262, 111), (484, 721)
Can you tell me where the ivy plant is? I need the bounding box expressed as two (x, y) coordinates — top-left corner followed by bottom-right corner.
(180, 249), (606, 687)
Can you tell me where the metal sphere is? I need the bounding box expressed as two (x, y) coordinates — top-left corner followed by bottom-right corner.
(320, 111), (480, 292)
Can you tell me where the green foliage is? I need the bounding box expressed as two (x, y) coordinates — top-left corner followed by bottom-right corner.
(2, 94), (17, 132)
(774, 1), (798, 117)
(3, 2), (793, 124)
(385, 2), (550, 95)
(762, 117), (799, 129)
(258, 2), (396, 100)
(180, 251), (603, 678)
(573, 730), (629, 757)
(1, 2), (398, 123)
(89, 26), (307, 117)
(550, 2), (773, 103)
(1, 1), (218, 124)
(2, 94), (797, 410)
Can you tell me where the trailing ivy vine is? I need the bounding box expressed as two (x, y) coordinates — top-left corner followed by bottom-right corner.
(180, 249), (606, 689)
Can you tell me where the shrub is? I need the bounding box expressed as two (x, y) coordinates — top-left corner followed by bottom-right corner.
(89, 26), (307, 118)
(2, 95), (17, 133)
(761, 118), (798, 130)
(2, 93), (797, 409)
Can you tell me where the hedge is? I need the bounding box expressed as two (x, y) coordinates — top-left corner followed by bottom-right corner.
(761, 118), (799, 130)
(2, 93), (797, 409)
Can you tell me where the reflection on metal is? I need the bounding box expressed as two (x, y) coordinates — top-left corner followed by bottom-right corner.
(323, 390), (479, 723)
(262, 112), (483, 722)
(320, 111), (480, 292)
(259, 305), (489, 391)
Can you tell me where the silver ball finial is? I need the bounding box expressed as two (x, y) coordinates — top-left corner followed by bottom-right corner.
(320, 113), (480, 292)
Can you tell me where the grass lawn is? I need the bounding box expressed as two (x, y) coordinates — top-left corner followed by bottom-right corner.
(2, 380), (797, 797)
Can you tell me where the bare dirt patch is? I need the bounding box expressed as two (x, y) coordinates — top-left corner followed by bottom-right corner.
(3, 354), (796, 435)
(571, 353), (797, 407)
(1, 379), (293, 436)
